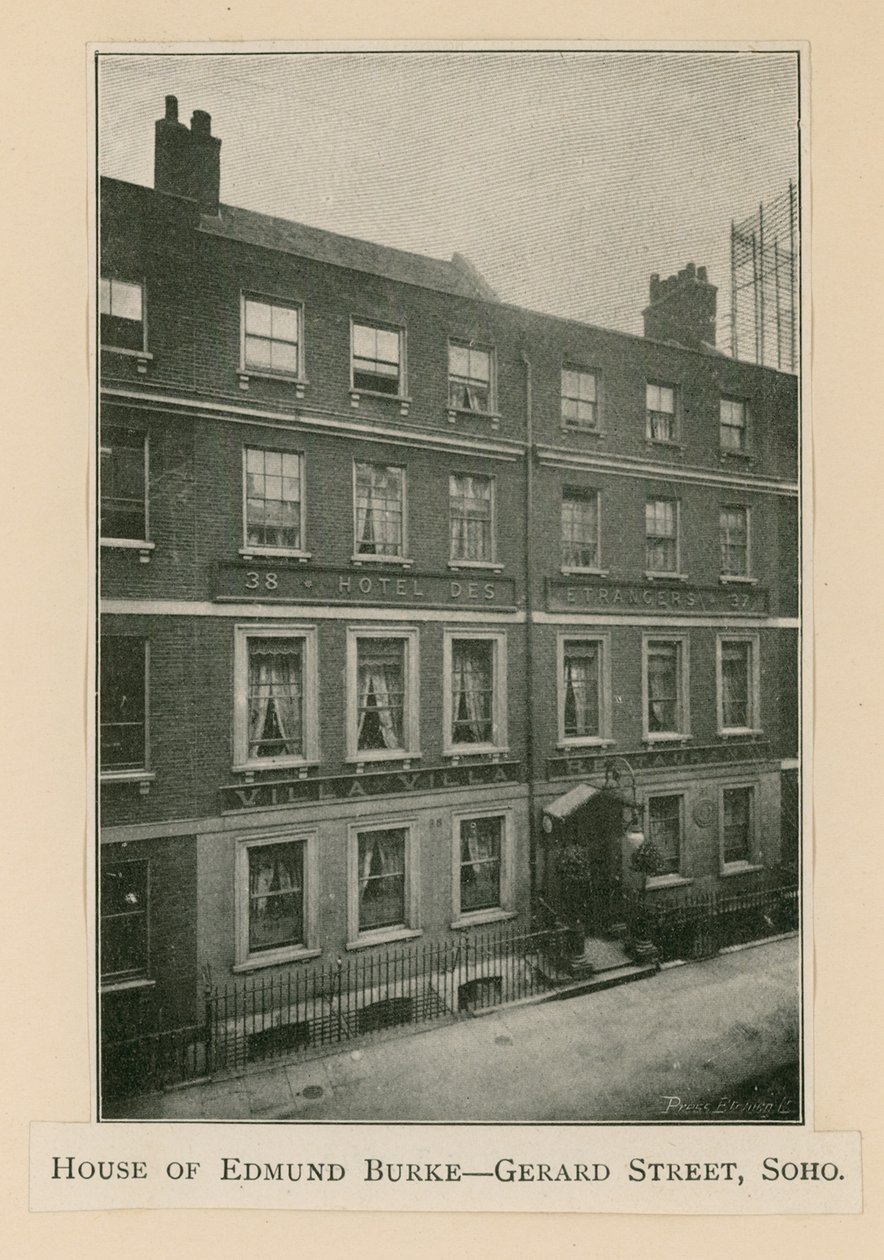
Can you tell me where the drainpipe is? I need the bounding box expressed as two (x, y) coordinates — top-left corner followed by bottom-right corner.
(520, 350), (538, 918)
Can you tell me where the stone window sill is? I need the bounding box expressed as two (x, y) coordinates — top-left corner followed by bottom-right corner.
(645, 437), (684, 451)
(101, 345), (152, 374)
(644, 571), (690, 582)
(346, 927), (422, 952)
(643, 734), (691, 746)
(719, 575), (759, 585)
(101, 538), (155, 564)
(351, 389), (411, 416)
(347, 754), (421, 772)
(451, 909), (517, 931)
(646, 874), (693, 891)
(443, 747), (509, 763)
(718, 729), (764, 739)
(100, 770), (155, 795)
(719, 863), (765, 879)
(233, 947), (321, 973)
(238, 369), (307, 397)
(350, 554), (414, 568)
(448, 560), (504, 573)
(100, 977), (156, 994)
(560, 566), (609, 578)
(719, 448), (755, 463)
(556, 737), (615, 751)
(239, 547), (312, 563)
(447, 407), (500, 430)
(232, 760), (318, 781)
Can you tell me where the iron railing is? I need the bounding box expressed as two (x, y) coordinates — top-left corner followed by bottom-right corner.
(102, 923), (574, 1099)
(626, 882), (799, 964)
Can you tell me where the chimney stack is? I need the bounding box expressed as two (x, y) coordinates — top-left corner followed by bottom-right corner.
(643, 262), (717, 350)
(154, 96), (221, 214)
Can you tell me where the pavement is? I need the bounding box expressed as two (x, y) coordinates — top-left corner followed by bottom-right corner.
(108, 936), (800, 1123)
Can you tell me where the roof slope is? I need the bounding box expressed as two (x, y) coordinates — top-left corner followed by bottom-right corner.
(198, 201), (498, 301)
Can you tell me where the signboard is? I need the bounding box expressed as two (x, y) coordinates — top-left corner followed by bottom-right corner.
(546, 741), (772, 782)
(214, 562), (517, 610)
(221, 759), (522, 812)
(546, 577), (769, 616)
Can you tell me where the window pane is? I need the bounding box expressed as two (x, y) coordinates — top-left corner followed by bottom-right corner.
(358, 828), (406, 930)
(271, 304), (299, 342)
(375, 328), (400, 364)
(101, 861), (149, 978)
(722, 641), (751, 727)
(649, 797), (681, 874)
(450, 473), (493, 561)
(101, 637), (146, 770)
(451, 639), (494, 744)
(99, 277), (111, 314)
(460, 816), (502, 912)
(245, 300), (272, 336)
(245, 448), (302, 549)
(353, 323), (376, 359)
(248, 842), (304, 952)
(355, 463), (404, 555)
(723, 788), (752, 864)
(270, 340), (298, 373)
(563, 641), (600, 737)
(111, 280), (143, 321)
(647, 642), (679, 733)
(101, 427), (146, 540)
(561, 491), (599, 568)
(244, 335), (272, 368)
(357, 638), (406, 751)
(247, 638), (304, 758)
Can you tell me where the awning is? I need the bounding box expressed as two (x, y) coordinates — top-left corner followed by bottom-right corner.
(543, 783), (601, 824)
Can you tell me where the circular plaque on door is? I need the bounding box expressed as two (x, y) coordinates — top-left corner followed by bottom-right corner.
(693, 799), (715, 827)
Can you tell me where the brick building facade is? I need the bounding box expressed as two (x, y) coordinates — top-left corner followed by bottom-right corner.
(99, 99), (799, 1039)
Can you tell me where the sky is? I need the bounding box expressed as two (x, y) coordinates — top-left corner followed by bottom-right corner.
(98, 50), (799, 340)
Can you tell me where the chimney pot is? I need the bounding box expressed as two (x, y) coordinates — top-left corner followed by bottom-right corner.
(191, 110), (212, 139)
(643, 261), (717, 349)
(165, 95), (178, 122)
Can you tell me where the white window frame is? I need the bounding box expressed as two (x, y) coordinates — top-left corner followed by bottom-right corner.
(720, 396), (750, 453)
(100, 857), (151, 988)
(100, 275), (149, 359)
(560, 487), (605, 575)
(556, 632), (613, 749)
(351, 460), (411, 566)
(447, 338), (497, 417)
(644, 497), (685, 580)
(442, 628), (508, 757)
(233, 624), (319, 772)
(716, 632), (762, 736)
(240, 446), (310, 562)
(448, 471), (502, 570)
(718, 783), (762, 874)
(99, 427), (155, 560)
(346, 626), (420, 764)
(644, 792), (689, 886)
(450, 808), (516, 928)
(719, 504), (755, 583)
(642, 632), (691, 743)
(346, 815), (421, 949)
(100, 636), (155, 790)
(234, 828), (320, 971)
(239, 292), (305, 385)
(349, 317), (407, 401)
(560, 365), (601, 433)
(645, 380), (679, 443)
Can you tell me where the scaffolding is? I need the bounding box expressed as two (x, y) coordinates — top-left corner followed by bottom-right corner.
(725, 184), (798, 372)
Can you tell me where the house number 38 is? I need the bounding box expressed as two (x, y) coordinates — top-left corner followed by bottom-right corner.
(245, 571), (278, 591)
